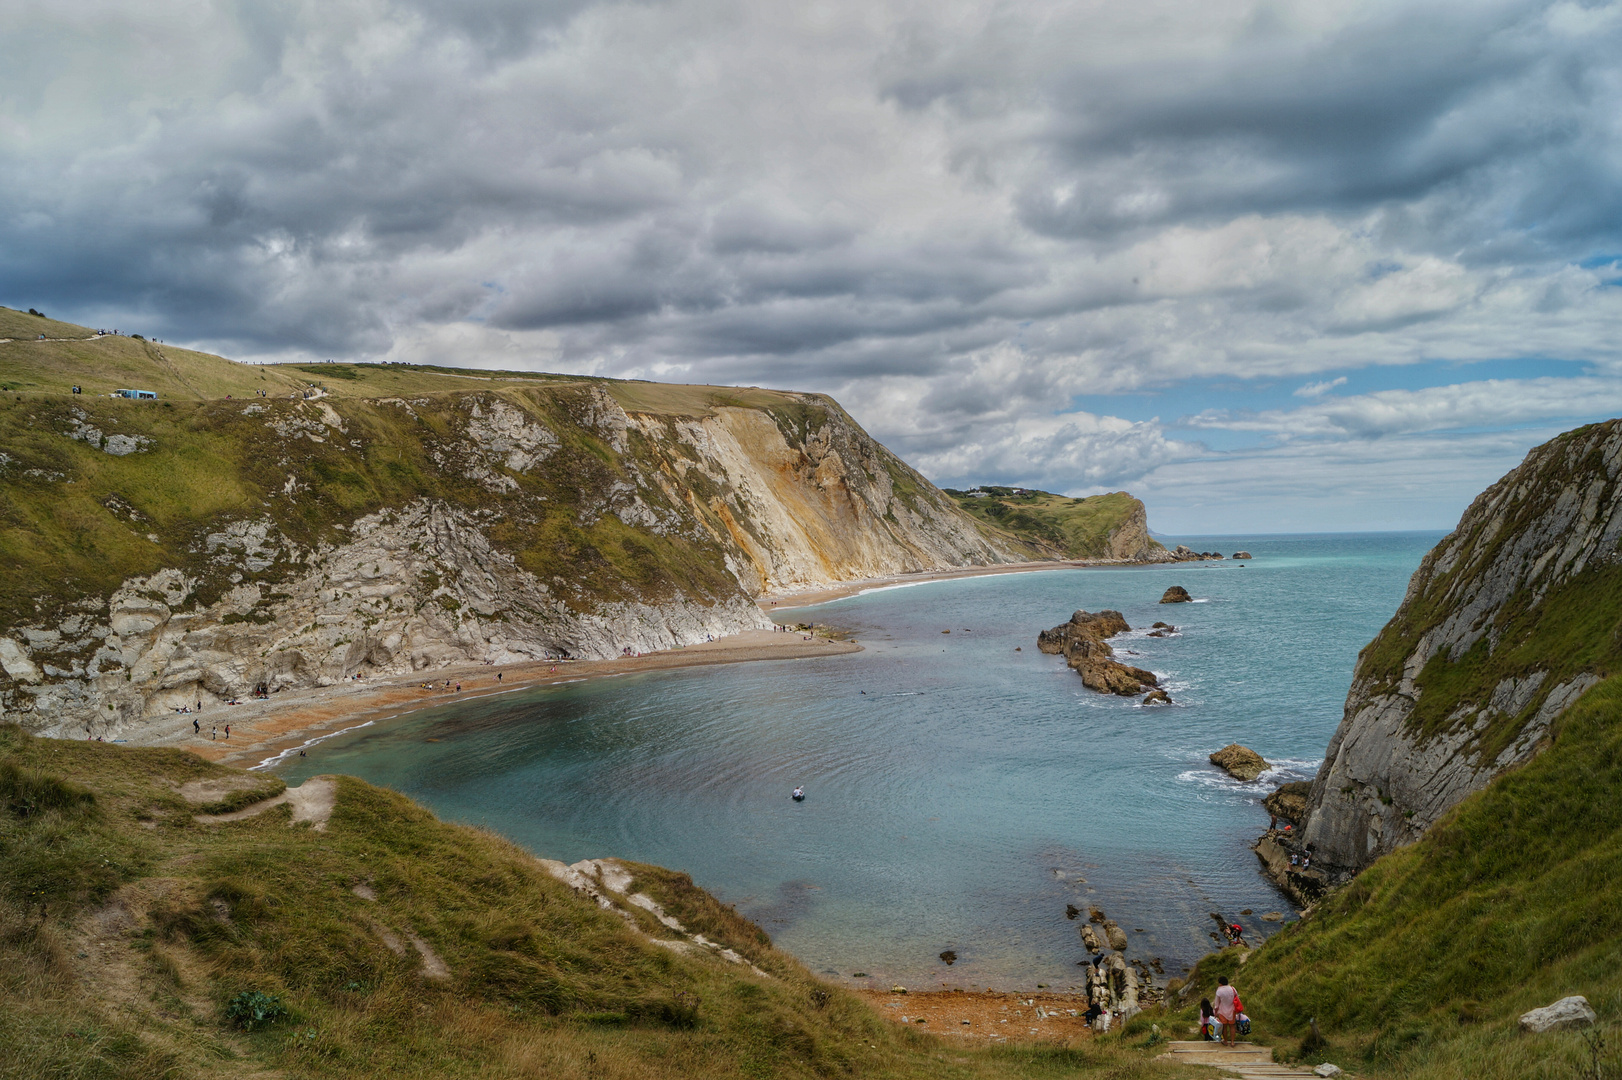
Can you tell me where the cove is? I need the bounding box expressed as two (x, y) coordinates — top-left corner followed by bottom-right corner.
(278, 532), (1438, 990)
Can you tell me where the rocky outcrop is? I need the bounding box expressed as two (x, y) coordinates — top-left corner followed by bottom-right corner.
(1170, 546), (1223, 561)
(1518, 996), (1596, 1034)
(1232, 551), (1252, 560)
(1209, 744), (1269, 781)
(1252, 832), (1328, 907)
(1, 383), (1025, 736)
(1301, 420), (1622, 878)
(1037, 610), (1158, 696)
(1264, 781), (1311, 824)
(1159, 586), (1192, 604)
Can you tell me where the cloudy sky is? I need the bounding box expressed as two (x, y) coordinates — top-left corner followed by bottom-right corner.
(5, 0), (1622, 532)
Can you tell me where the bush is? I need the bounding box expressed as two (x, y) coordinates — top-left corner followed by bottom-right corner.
(225, 990), (288, 1031)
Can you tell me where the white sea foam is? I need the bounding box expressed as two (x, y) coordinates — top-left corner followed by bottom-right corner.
(250, 719), (376, 771)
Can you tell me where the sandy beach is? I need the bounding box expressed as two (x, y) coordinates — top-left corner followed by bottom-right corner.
(761, 558), (1098, 610)
(855, 987), (1098, 1043)
(123, 628), (858, 769)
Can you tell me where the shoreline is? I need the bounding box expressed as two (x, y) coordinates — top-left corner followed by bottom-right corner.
(760, 557), (1148, 611)
(119, 628), (859, 769)
(114, 556), (1170, 770)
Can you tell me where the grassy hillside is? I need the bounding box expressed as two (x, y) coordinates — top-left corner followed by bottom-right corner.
(1176, 674), (1622, 1078)
(942, 489), (1159, 561)
(0, 725), (1185, 1080)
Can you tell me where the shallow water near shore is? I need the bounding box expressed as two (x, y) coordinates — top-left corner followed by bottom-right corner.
(279, 532), (1439, 990)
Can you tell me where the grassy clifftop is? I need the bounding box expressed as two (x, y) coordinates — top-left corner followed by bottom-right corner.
(1178, 672), (1622, 1078)
(942, 489), (1164, 561)
(0, 726), (1180, 1080)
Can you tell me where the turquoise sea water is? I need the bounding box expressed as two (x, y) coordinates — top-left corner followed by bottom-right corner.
(277, 532), (1440, 990)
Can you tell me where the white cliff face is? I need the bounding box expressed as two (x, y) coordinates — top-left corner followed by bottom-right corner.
(1302, 420), (1622, 877)
(15, 501), (769, 739)
(0, 384), (1020, 737)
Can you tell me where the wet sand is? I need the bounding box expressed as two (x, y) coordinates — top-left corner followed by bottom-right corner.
(855, 988), (1097, 1043)
(124, 628), (858, 769)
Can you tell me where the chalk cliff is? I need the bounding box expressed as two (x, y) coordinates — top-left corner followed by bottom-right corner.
(1301, 420), (1622, 877)
(0, 377), (1018, 737)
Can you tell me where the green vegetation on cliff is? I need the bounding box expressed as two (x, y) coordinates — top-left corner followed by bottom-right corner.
(1179, 674), (1622, 1078)
(940, 489), (1160, 561)
(0, 726), (1187, 1080)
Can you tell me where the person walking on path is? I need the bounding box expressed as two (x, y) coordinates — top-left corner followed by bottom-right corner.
(1213, 976), (1241, 1046)
(193, 718), (200, 735)
(224, 724), (230, 739)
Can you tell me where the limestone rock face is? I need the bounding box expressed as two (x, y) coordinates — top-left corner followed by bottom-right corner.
(1210, 744), (1269, 781)
(1159, 586), (1192, 604)
(1303, 420), (1622, 878)
(1, 386), (1025, 736)
(1038, 610), (1158, 696)
(1518, 996), (1596, 1034)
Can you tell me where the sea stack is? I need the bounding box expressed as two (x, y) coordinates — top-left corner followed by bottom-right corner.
(1210, 744), (1269, 781)
(1159, 585), (1192, 604)
(1036, 609), (1158, 696)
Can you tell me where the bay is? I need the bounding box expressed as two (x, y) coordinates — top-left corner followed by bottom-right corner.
(277, 531), (1439, 990)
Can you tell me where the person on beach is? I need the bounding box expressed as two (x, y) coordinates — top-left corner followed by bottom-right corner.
(224, 724), (230, 739)
(1214, 976), (1240, 1045)
(193, 718), (199, 735)
(496, 672), (502, 682)
(210, 725), (217, 740)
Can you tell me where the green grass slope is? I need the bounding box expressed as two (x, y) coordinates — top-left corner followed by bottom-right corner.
(942, 489), (1159, 561)
(0, 725), (1184, 1080)
(1177, 674), (1622, 1078)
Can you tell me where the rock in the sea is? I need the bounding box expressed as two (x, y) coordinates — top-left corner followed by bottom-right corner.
(1103, 920), (1129, 951)
(1159, 586), (1192, 604)
(1210, 744), (1269, 781)
(1080, 924), (1101, 951)
(1264, 780), (1312, 823)
(1037, 610), (1158, 695)
(1152, 621), (1174, 629)
(1519, 996), (1596, 1034)
(1233, 551), (1252, 560)
(1143, 689), (1171, 705)
(1260, 911), (1284, 922)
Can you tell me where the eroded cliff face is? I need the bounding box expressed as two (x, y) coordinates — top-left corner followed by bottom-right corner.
(0, 382), (1019, 737)
(1302, 420), (1622, 877)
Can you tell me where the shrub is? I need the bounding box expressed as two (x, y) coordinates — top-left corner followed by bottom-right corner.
(225, 990), (288, 1031)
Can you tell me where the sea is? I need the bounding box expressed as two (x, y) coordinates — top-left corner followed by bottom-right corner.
(276, 531), (1441, 991)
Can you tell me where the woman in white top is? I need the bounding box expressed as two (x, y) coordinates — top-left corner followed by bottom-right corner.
(1213, 976), (1240, 1046)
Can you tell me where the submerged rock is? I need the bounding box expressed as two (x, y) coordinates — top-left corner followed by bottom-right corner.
(1159, 586), (1192, 604)
(1142, 689), (1171, 705)
(1210, 744), (1269, 781)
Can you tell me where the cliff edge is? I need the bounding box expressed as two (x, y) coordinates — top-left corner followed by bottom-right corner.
(1301, 420), (1622, 877)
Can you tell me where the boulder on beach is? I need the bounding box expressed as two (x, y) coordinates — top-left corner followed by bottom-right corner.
(1159, 586), (1192, 604)
(1264, 780), (1312, 823)
(1210, 744), (1270, 781)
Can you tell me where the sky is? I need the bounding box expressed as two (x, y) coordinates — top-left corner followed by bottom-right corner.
(4, 0), (1622, 533)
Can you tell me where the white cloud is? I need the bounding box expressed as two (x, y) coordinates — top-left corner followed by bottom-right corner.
(1294, 377), (1347, 398)
(5, 0), (1622, 527)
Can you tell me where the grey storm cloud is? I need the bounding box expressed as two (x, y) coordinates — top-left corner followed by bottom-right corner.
(5, 0), (1622, 527)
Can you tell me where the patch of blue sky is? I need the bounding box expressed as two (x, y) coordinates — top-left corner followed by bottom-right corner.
(1064, 357), (1597, 436)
